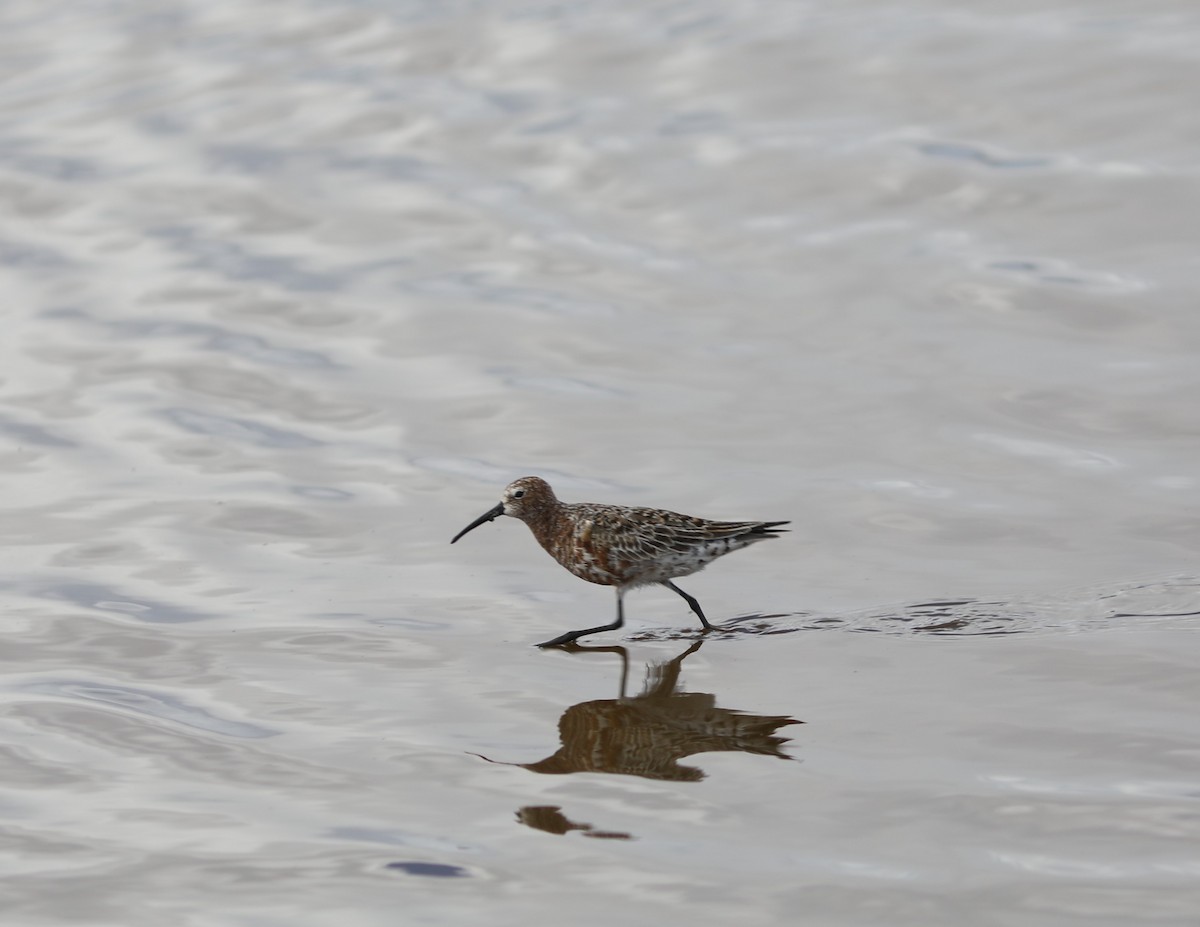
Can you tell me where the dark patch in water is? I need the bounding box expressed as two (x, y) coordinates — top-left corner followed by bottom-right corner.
(385, 861), (470, 878)
(917, 141), (1050, 169)
(34, 581), (216, 624)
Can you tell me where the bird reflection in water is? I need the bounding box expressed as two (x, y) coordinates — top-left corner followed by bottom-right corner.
(516, 805), (632, 840)
(475, 641), (801, 838)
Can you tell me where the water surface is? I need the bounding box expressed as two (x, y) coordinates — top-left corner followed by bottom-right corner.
(1, 1), (1199, 925)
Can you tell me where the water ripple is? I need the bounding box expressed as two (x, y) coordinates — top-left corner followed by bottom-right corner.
(0, 416), (76, 448)
(164, 408), (322, 448)
(148, 225), (344, 292)
(31, 581), (217, 625)
(10, 677), (276, 740)
(650, 576), (1200, 640)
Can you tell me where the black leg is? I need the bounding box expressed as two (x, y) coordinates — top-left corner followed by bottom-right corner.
(537, 589), (626, 648)
(661, 581), (714, 631)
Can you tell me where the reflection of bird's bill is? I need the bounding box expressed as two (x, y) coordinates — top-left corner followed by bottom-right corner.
(450, 502), (504, 544)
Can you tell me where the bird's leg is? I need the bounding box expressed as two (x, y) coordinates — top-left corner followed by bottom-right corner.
(537, 588), (626, 648)
(661, 580), (714, 631)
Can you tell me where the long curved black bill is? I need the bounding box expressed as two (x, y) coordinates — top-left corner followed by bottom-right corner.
(451, 502), (505, 544)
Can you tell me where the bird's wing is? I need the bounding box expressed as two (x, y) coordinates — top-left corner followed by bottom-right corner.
(580, 506), (785, 560)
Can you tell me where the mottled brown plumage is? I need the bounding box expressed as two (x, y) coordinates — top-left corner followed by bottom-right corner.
(451, 476), (787, 646)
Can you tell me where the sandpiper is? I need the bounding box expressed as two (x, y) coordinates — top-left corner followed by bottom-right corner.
(451, 476), (788, 647)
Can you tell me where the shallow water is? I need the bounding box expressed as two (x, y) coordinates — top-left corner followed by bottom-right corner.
(2, 1), (1199, 925)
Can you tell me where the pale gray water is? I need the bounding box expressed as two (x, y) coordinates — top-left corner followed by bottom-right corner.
(1, 1), (1198, 925)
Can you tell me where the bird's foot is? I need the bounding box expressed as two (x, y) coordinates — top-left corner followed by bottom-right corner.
(536, 630), (585, 648)
(536, 622), (624, 647)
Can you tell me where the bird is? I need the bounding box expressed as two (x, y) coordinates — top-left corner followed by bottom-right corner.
(450, 476), (788, 647)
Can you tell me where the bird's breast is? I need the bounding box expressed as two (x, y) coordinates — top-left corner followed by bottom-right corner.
(527, 515), (623, 586)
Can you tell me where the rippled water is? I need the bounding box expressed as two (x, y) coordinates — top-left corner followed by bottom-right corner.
(2, 1), (1199, 925)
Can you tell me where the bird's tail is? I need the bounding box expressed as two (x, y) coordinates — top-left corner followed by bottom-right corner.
(748, 520), (789, 537)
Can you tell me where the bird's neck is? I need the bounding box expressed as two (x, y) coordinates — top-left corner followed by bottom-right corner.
(521, 504), (572, 560)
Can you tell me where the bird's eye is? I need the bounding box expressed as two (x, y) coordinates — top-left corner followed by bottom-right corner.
(512, 489), (525, 499)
